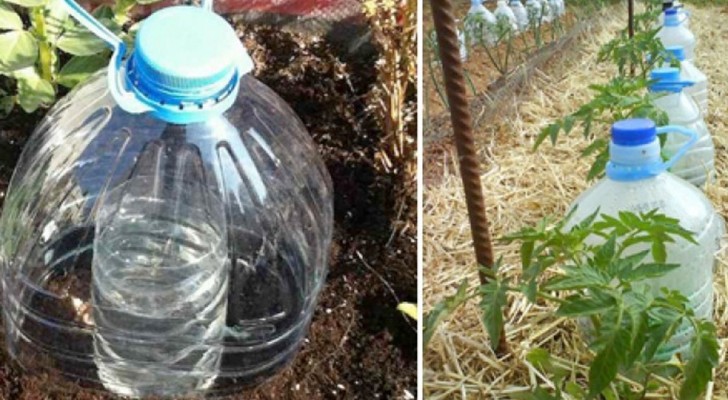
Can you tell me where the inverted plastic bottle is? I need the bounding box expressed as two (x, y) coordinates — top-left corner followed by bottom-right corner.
(649, 68), (714, 187)
(657, 8), (696, 61)
(660, 1), (690, 29)
(0, 0), (333, 398)
(458, 28), (468, 61)
(509, 0), (529, 32)
(539, 0), (553, 23)
(568, 119), (722, 359)
(525, 0), (543, 26)
(466, 0), (497, 46)
(549, 0), (564, 17)
(495, 0), (520, 34)
(664, 45), (708, 116)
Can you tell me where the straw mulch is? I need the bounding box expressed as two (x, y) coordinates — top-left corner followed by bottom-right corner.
(423, 4), (728, 399)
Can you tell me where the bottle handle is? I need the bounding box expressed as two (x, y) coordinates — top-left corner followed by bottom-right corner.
(656, 125), (698, 171)
(62, 0), (152, 113)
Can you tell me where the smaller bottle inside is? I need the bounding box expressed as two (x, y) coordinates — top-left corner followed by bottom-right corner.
(92, 143), (229, 397)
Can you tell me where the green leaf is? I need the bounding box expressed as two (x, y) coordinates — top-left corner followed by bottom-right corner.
(680, 320), (719, 400)
(57, 19), (118, 56)
(14, 68), (55, 112)
(0, 2), (22, 30)
(621, 262), (680, 282)
(423, 281), (472, 347)
(651, 240), (667, 263)
(521, 241), (534, 270)
(57, 54), (107, 88)
(544, 265), (610, 291)
(4, 0), (46, 7)
(0, 30), (37, 73)
(480, 278), (508, 349)
(534, 122), (560, 149)
(588, 306), (631, 398)
(557, 293), (615, 317)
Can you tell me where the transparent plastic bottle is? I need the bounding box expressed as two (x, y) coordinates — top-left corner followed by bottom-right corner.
(466, 0), (497, 46)
(525, 0), (543, 26)
(657, 8), (696, 61)
(659, 1), (690, 29)
(458, 27), (468, 61)
(495, 0), (519, 34)
(0, 1), (333, 398)
(539, 0), (553, 23)
(664, 45), (708, 116)
(568, 119), (722, 359)
(549, 0), (564, 17)
(509, 0), (529, 32)
(649, 68), (714, 187)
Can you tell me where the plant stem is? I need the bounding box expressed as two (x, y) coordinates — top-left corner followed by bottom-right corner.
(31, 8), (53, 82)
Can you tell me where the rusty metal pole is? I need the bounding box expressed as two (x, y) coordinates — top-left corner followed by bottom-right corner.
(628, 0), (635, 75)
(628, 0), (634, 39)
(430, 0), (507, 354)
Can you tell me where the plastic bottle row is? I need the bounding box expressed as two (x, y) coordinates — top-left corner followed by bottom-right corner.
(466, 0), (566, 44)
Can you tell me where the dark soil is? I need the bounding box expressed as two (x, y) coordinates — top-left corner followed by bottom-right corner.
(0, 22), (417, 400)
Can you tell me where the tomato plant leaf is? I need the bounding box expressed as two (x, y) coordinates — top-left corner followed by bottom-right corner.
(480, 278), (508, 349)
(423, 281), (471, 347)
(588, 306), (630, 398)
(557, 293), (615, 317)
(680, 320), (719, 400)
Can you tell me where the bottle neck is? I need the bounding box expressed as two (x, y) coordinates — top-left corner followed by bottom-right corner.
(607, 139), (663, 181)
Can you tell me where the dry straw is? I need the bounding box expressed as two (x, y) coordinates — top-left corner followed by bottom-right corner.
(424, 4), (728, 399)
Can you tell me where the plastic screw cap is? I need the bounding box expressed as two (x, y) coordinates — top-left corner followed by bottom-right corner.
(128, 6), (249, 111)
(611, 118), (657, 146)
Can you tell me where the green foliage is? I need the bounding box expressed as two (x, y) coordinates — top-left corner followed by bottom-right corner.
(535, 4), (679, 180)
(424, 210), (718, 399)
(0, 0), (160, 117)
(535, 76), (669, 180)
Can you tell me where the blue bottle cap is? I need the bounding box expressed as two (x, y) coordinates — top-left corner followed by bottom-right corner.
(611, 118), (657, 146)
(126, 6), (252, 123)
(665, 45), (685, 61)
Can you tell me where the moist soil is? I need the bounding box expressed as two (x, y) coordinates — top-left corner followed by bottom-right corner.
(0, 23), (417, 400)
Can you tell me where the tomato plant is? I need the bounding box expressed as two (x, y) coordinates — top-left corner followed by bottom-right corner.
(425, 210), (718, 400)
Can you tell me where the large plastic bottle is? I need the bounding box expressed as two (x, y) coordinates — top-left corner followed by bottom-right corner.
(649, 68), (714, 187)
(549, 0), (565, 17)
(539, 0), (553, 23)
(568, 119), (722, 359)
(494, 0), (520, 34)
(0, 0), (333, 398)
(466, 0), (497, 46)
(665, 45), (708, 116)
(509, 0), (529, 32)
(657, 8), (696, 61)
(525, 0), (543, 26)
(660, 1), (690, 29)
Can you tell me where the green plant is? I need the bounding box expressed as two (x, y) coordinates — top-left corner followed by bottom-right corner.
(535, 4), (677, 180)
(534, 76), (668, 181)
(424, 210), (719, 400)
(0, 0), (159, 117)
